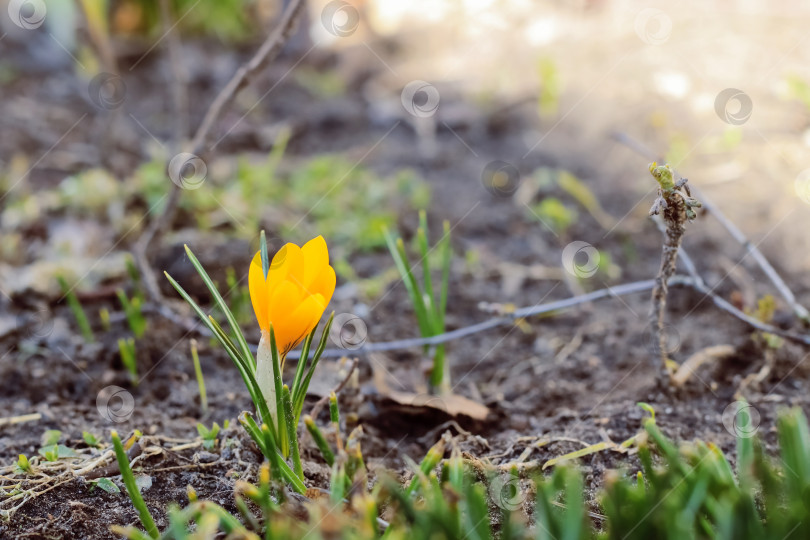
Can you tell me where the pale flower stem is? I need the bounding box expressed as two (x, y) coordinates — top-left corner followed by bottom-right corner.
(256, 334), (278, 428)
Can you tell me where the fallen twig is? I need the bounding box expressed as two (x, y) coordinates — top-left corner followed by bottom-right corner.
(647, 162), (702, 382)
(133, 0), (307, 302)
(308, 357), (360, 420)
(0, 413), (41, 427)
(671, 345), (736, 387)
(611, 130), (810, 324)
(159, 0), (188, 148)
(142, 273), (810, 362)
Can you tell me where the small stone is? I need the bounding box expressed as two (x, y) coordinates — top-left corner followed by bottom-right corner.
(195, 451), (219, 463)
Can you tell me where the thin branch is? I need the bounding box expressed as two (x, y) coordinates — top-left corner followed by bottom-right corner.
(145, 273), (810, 361)
(611, 130), (810, 324)
(647, 163), (702, 380)
(133, 0), (307, 302)
(310, 278), (665, 357)
(655, 217), (810, 346)
(159, 0), (188, 148)
(308, 357), (360, 419)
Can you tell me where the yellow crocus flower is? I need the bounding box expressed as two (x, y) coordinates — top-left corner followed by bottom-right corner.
(248, 235), (336, 355)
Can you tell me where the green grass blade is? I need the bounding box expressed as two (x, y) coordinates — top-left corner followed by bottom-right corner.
(304, 415), (335, 466)
(260, 230), (270, 279)
(294, 313), (335, 420)
(239, 414), (305, 494)
(111, 431), (159, 539)
(207, 316), (274, 434)
(164, 270), (253, 376)
(383, 228), (432, 339)
(183, 245), (254, 374)
(290, 328), (315, 402)
(438, 219), (451, 329)
(268, 326), (287, 455)
(395, 237), (434, 333)
(417, 210), (435, 312)
(57, 276), (94, 342)
(282, 385), (304, 481)
(190, 340), (208, 413)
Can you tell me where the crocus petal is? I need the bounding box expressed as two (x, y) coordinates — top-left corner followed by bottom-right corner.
(267, 280), (303, 327)
(248, 251), (270, 332)
(309, 264), (336, 308)
(300, 235), (329, 290)
(249, 236), (334, 354)
(274, 293), (326, 353)
(273, 242), (307, 293)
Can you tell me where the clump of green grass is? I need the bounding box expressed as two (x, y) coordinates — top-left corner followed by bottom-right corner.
(110, 405), (810, 539)
(384, 211), (452, 393)
(165, 234), (334, 493)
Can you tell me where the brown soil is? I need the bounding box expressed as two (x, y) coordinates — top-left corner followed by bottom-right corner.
(2, 27), (810, 540)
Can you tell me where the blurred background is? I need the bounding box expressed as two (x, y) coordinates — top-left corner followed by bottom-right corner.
(3, 2), (810, 531)
(2, 0), (810, 297)
(2, 0), (810, 443)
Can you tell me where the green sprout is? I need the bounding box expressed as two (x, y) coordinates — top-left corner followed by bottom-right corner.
(57, 276), (94, 343)
(82, 431), (100, 447)
(15, 454), (31, 474)
(384, 211), (452, 394)
(111, 430), (158, 538)
(190, 339), (208, 413)
(99, 307), (112, 331)
(196, 422), (221, 451)
(116, 289), (147, 338)
(118, 337), (137, 382)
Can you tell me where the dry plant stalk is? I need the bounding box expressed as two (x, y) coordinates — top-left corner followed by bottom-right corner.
(648, 162), (702, 381)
